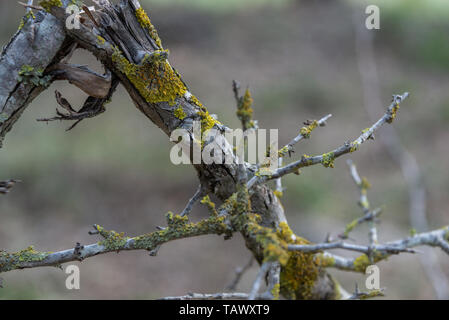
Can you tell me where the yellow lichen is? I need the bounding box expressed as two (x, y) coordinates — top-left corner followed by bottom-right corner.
(321, 152), (335, 168)
(271, 283), (280, 300)
(39, 0), (62, 12)
(299, 120), (318, 138)
(387, 103), (400, 124)
(276, 222), (320, 300)
(96, 35), (105, 45)
(273, 190), (283, 199)
(236, 88), (255, 130)
(353, 253), (384, 272)
(350, 141), (360, 153)
(18, 10), (35, 30)
(189, 95), (204, 108)
(111, 47), (187, 106)
(174, 106), (186, 120)
(200, 195), (218, 216)
(278, 146), (289, 158)
(135, 7), (163, 49)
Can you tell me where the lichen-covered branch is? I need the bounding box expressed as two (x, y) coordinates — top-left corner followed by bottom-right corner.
(0, 214), (232, 273)
(248, 92), (409, 188)
(312, 226), (449, 273)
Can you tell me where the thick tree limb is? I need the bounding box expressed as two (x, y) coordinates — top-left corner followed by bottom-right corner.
(0, 8), (67, 147)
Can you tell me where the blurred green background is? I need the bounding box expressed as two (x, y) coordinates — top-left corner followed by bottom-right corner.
(1, 0), (448, 299)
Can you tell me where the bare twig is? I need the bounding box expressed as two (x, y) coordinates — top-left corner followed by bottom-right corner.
(181, 185), (206, 217)
(249, 262), (271, 300)
(261, 262), (281, 300)
(18, 1), (42, 11)
(226, 256), (254, 291)
(346, 160), (378, 258)
(160, 292), (251, 300)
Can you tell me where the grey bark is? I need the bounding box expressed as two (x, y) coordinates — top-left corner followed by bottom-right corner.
(0, 10), (67, 147)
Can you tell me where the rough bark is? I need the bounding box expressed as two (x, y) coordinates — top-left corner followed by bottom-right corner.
(0, 9), (67, 147)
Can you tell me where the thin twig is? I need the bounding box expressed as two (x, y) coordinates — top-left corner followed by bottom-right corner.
(226, 256), (254, 291)
(159, 292), (251, 300)
(180, 185), (206, 217)
(249, 262), (271, 300)
(248, 92), (409, 189)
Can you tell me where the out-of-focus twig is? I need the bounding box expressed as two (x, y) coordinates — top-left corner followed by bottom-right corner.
(353, 10), (449, 299)
(225, 256), (254, 291)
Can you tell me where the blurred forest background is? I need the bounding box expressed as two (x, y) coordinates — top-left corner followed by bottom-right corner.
(1, 0), (448, 299)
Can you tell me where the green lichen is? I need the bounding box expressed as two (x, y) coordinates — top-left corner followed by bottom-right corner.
(133, 215), (232, 250)
(0, 246), (50, 273)
(18, 65), (52, 88)
(166, 212), (189, 228)
(111, 47), (187, 106)
(39, 0), (63, 12)
(96, 225), (129, 251)
(321, 152), (335, 168)
(343, 219), (359, 238)
(135, 7), (163, 49)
